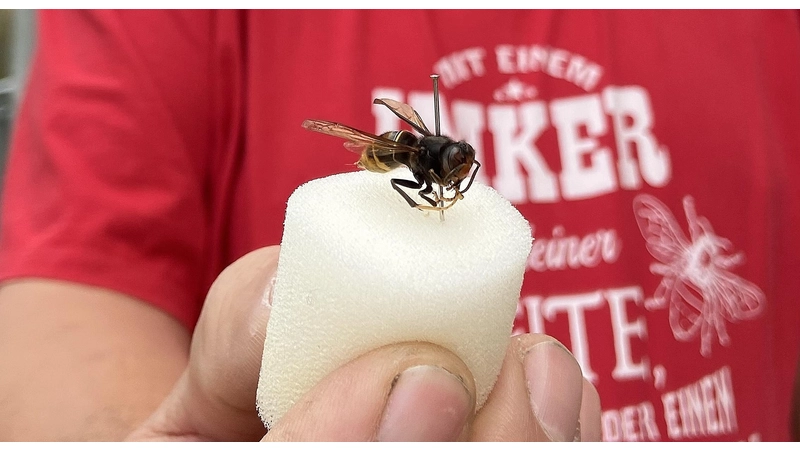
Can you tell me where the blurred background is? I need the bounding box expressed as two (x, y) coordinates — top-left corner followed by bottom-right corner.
(0, 9), (36, 197)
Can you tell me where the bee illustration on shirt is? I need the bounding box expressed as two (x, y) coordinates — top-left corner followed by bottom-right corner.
(633, 194), (765, 357)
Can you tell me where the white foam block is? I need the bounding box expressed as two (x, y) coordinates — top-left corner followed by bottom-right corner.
(256, 170), (532, 428)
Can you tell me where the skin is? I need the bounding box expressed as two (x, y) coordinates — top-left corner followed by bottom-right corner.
(0, 280), (190, 440)
(0, 245), (606, 441)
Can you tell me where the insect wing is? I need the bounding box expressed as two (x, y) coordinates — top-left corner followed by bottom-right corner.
(633, 194), (691, 265)
(302, 119), (420, 156)
(671, 279), (706, 337)
(373, 98), (432, 136)
(711, 271), (766, 321)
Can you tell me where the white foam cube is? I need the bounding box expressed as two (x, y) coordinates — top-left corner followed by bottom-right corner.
(256, 170), (532, 428)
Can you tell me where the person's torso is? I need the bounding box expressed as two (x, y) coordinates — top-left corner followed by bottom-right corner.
(206, 10), (800, 441)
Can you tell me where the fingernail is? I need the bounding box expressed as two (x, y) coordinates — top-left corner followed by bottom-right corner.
(262, 274), (277, 307)
(523, 341), (583, 442)
(377, 365), (472, 442)
(249, 275), (276, 338)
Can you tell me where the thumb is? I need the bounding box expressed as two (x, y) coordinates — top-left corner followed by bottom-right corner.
(128, 245), (280, 441)
(263, 341), (477, 442)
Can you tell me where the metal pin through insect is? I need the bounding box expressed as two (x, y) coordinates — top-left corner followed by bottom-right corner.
(431, 74), (441, 136)
(431, 74), (445, 222)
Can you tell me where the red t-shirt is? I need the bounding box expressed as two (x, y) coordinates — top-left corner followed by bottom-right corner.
(1, 10), (799, 442)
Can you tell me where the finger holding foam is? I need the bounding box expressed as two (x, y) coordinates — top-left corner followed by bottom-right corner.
(263, 341), (476, 441)
(257, 170), (532, 428)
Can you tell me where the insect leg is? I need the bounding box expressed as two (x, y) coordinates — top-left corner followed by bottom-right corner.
(433, 187), (460, 202)
(415, 193), (462, 211)
(417, 180), (440, 207)
(426, 169), (446, 186)
(419, 193), (438, 207)
(391, 178), (437, 208)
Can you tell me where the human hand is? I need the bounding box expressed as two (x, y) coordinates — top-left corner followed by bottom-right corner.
(126, 245), (601, 441)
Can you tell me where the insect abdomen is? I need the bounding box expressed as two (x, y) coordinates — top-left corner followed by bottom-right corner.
(357, 130), (417, 173)
(358, 152), (399, 173)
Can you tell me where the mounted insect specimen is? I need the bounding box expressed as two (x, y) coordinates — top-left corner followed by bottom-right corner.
(302, 75), (481, 220)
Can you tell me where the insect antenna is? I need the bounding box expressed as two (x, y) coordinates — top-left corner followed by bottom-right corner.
(431, 74), (445, 221)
